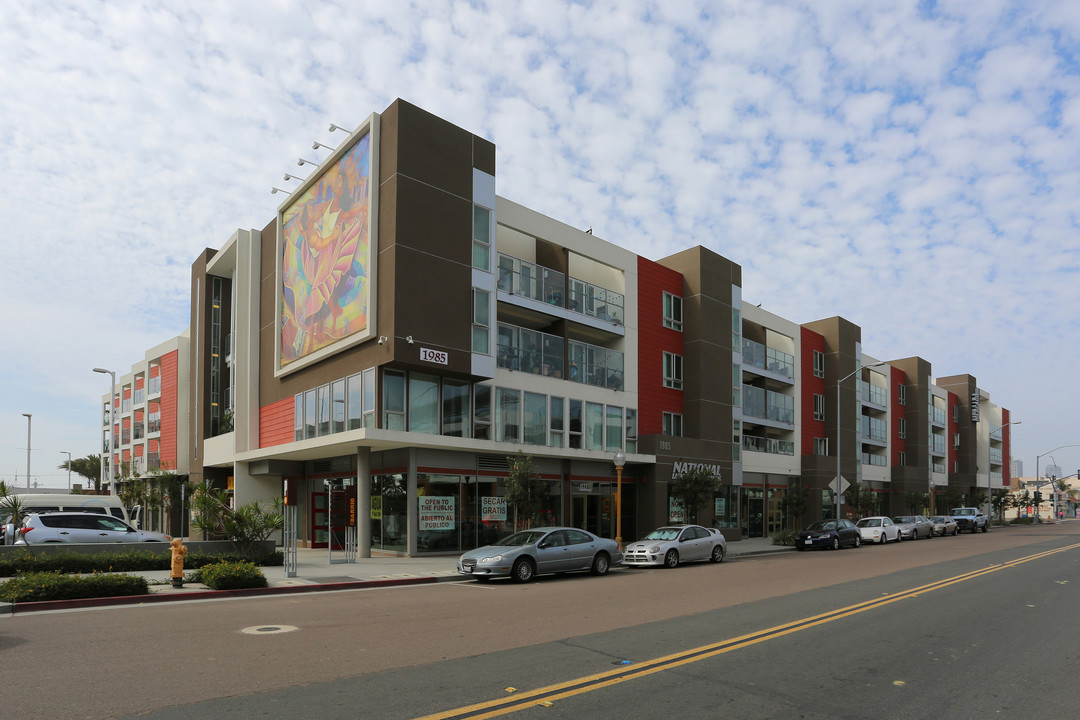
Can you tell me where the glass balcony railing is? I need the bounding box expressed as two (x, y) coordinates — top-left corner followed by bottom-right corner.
(932, 407), (946, 425)
(569, 340), (624, 391)
(741, 338), (794, 378)
(860, 380), (888, 406)
(932, 434), (946, 454)
(742, 385), (794, 424)
(568, 277), (624, 326)
(498, 254), (566, 307)
(990, 448), (1003, 465)
(861, 416), (887, 442)
(497, 323), (564, 378)
(743, 435), (795, 456)
(148, 376), (161, 396)
(861, 452), (887, 467)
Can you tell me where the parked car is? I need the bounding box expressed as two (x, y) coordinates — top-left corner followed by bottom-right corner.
(928, 515), (959, 536)
(950, 507), (989, 533)
(457, 527), (623, 582)
(624, 524), (727, 568)
(14, 512), (170, 545)
(892, 515), (934, 540)
(855, 516), (901, 544)
(795, 519), (861, 550)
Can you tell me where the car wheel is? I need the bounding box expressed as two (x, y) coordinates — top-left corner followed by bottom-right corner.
(831, 537), (840, 550)
(511, 557), (535, 583)
(664, 549), (680, 568)
(897, 532), (903, 541)
(981, 524), (989, 533)
(590, 552), (610, 576)
(853, 535), (861, 548)
(878, 534), (886, 545)
(710, 544), (725, 563)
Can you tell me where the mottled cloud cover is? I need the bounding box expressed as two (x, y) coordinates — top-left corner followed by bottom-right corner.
(2, 0), (1077, 485)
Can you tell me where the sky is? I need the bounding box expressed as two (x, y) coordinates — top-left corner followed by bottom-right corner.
(2, 0), (1078, 489)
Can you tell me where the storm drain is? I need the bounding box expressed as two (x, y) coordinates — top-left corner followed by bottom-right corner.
(240, 625), (299, 635)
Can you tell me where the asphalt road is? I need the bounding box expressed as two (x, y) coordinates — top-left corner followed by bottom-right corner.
(3, 523), (1077, 719)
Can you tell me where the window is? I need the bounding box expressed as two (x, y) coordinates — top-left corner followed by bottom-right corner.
(898, 383), (906, 406)
(472, 288), (490, 353)
(383, 371), (406, 431)
(663, 352), (683, 390)
(362, 368), (376, 428)
(474, 384), (491, 440)
(317, 384), (331, 436)
(662, 412), (683, 437)
(813, 394), (825, 421)
(346, 373), (363, 430)
(663, 292), (683, 331)
(605, 405), (623, 451)
(294, 393), (303, 441)
(442, 380), (470, 437)
(408, 374), (439, 434)
(550, 397), (564, 447)
(524, 392), (547, 446)
(495, 388), (521, 442)
(332, 379), (346, 434)
(569, 399), (582, 449)
(586, 402), (604, 450)
(732, 364), (741, 407)
(625, 408), (637, 454)
(897, 451), (906, 467)
(732, 419), (741, 462)
(814, 350), (825, 378)
(732, 308), (741, 349)
(953, 433), (960, 449)
(304, 389), (316, 440)
(898, 417), (906, 439)
(472, 205), (491, 271)
(814, 437), (828, 456)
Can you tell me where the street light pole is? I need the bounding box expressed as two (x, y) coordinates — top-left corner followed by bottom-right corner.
(93, 368), (117, 496)
(614, 450), (626, 550)
(986, 420), (1020, 524)
(61, 451), (72, 490)
(835, 361), (887, 523)
(22, 413), (32, 489)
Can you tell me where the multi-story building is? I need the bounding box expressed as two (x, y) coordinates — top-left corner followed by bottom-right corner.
(105, 99), (1013, 554)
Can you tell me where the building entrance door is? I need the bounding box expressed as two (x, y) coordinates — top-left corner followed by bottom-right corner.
(571, 493), (607, 537)
(745, 495), (764, 538)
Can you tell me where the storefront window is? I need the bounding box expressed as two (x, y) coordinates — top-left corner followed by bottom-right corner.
(371, 473), (407, 553)
(712, 486), (739, 529)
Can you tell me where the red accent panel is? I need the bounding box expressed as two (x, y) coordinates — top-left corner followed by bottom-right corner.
(891, 367), (907, 463)
(1001, 408), (1011, 485)
(637, 256), (684, 435)
(159, 350), (179, 470)
(260, 397), (296, 448)
(800, 328), (826, 455)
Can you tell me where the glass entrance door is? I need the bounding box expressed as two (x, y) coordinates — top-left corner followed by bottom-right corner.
(571, 493), (607, 537)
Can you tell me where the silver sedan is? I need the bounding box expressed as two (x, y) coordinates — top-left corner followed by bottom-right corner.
(457, 527), (623, 583)
(624, 524), (727, 568)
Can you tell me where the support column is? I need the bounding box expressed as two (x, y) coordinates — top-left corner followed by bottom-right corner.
(357, 446), (371, 558)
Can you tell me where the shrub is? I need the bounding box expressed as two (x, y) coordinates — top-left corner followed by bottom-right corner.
(0, 571), (148, 603)
(771, 530), (797, 546)
(1009, 517), (1036, 525)
(195, 561), (268, 590)
(0, 549), (283, 578)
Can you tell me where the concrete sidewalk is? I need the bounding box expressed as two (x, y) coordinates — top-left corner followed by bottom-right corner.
(2, 536), (790, 614)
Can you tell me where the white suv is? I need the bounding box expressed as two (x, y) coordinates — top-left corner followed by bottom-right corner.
(14, 512), (170, 545)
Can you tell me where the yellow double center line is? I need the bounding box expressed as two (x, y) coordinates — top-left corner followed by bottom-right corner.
(416, 543), (1080, 720)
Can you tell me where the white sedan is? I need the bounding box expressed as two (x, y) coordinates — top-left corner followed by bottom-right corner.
(624, 524), (727, 568)
(855, 516), (901, 544)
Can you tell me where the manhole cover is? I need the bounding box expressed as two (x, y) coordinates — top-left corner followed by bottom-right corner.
(240, 625), (299, 635)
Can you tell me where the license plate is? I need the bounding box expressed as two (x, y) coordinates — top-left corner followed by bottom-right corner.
(804, 539), (812, 545)
(463, 566), (472, 573)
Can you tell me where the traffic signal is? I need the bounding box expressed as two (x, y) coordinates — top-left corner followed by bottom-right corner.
(1034, 491), (1042, 503)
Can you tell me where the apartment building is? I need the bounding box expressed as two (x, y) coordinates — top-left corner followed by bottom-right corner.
(104, 99), (1013, 553)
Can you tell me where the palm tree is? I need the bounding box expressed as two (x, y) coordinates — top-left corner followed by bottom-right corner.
(57, 453), (103, 493)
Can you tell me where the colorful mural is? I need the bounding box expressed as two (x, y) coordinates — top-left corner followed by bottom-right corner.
(279, 132), (372, 366)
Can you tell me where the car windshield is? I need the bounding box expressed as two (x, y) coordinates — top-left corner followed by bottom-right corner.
(894, 516), (915, 523)
(806, 521), (836, 531)
(954, 509), (975, 516)
(642, 527), (681, 541)
(857, 518), (881, 527)
(930, 517), (945, 522)
(495, 531), (548, 547)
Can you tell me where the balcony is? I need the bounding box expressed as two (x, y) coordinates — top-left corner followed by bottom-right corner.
(569, 340), (624, 391)
(931, 407), (946, 426)
(860, 380), (888, 408)
(742, 435), (794, 456)
(568, 277), (624, 327)
(861, 452), (887, 467)
(742, 385), (794, 425)
(861, 416), (887, 443)
(497, 323), (564, 378)
(498, 254), (565, 306)
(742, 339), (794, 379)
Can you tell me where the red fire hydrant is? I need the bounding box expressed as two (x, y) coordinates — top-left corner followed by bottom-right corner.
(170, 537), (188, 588)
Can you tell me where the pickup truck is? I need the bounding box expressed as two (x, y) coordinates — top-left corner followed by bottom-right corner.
(950, 507), (989, 533)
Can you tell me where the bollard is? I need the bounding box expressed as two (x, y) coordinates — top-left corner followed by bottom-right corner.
(169, 537), (188, 588)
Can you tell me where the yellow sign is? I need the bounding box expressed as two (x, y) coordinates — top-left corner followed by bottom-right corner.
(371, 495), (383, 520)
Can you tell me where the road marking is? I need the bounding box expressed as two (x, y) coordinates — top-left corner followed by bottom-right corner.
(414, 542), (1080, 720)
